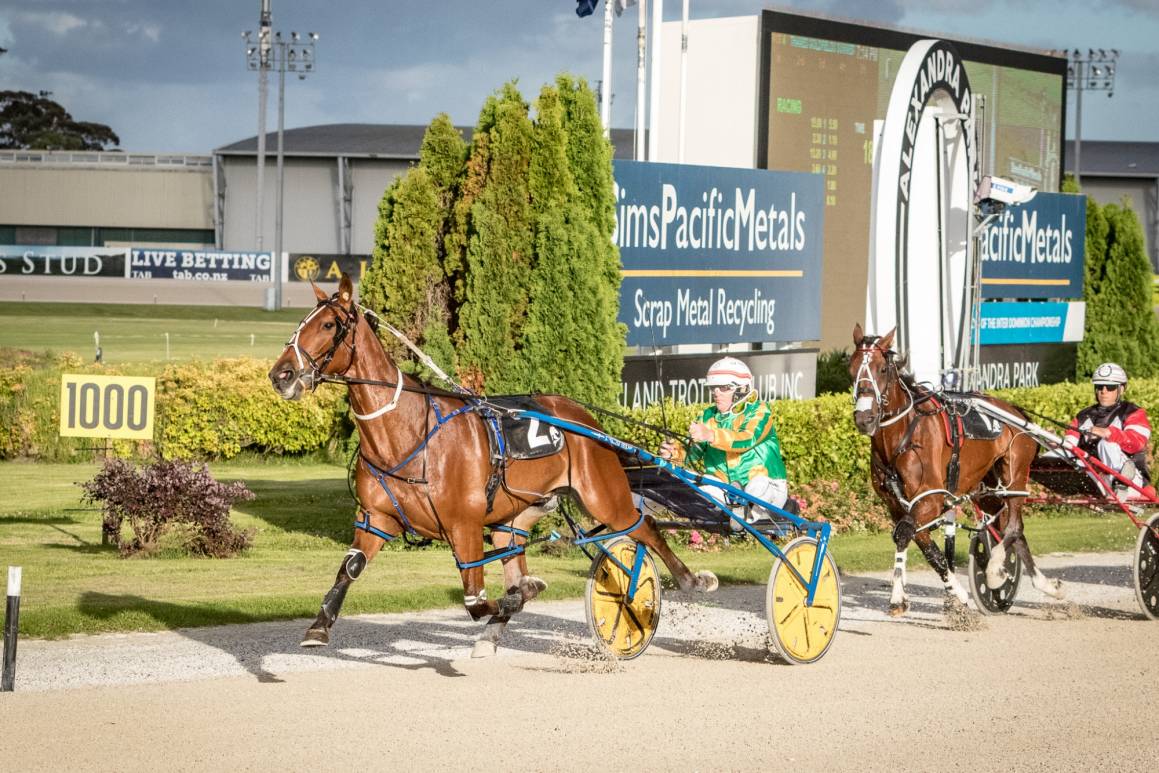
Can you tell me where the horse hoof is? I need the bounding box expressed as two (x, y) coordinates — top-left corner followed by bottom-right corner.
(300, 628), (329, 647)
(695, 570), (719, 593)
(888, 602), (909, 617)
(985, 569), (1008, 590)
(520, 575), (548, 597)
(471, 639), (497, 658)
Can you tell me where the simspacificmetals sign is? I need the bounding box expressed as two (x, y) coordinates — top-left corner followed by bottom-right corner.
(613, 160), (824, 346)
(979, 192), (1086, 299)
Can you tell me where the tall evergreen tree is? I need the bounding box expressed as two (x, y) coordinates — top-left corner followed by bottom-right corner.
(456, 83), (535, 393)
(361, 116), (465, 374)
(520, 77), (625, 405)
(1077, 199), (1159, 378)
(445, 98), (498, 313)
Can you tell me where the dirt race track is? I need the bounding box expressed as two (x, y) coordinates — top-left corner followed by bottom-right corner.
(1, 551), (1156, 772)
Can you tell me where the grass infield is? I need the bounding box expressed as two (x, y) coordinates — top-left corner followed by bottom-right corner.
(0, 459), (1138, 640)
(0, 301), (305, 364)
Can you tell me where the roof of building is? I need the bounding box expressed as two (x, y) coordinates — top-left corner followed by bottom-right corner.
(216, 123), (641, 161)
(1064, 141), (1159, 178)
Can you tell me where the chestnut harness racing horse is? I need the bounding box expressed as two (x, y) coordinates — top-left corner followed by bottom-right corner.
(849, 325), (1063, 615)
(268, 275), (717, 655)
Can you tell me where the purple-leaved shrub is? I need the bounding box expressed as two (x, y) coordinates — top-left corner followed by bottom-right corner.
(80, 458), (255, 557)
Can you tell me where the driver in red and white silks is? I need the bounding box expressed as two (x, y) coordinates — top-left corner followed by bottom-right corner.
(658, 356), (788, 528)
(1063, 362), (1155, 498)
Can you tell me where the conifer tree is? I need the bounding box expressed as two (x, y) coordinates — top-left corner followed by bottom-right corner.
(361, 115), (466, 374)
(1077, 197), (1159, 378)
(518, 77), (625, 405)
(456, 83), (535, 393)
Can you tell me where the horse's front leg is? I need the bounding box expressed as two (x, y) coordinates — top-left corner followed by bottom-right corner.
(452, 528), (512, 659)
(302, 514), (396, 647)
(912, 518), (970, 608)
(888, 514), (914, 616)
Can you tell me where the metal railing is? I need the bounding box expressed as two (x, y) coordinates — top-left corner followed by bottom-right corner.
(0, 150), (212, 168)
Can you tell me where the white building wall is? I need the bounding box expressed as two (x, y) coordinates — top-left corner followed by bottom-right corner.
(655, 15), (759, 168)
(0, 157), (212, 230)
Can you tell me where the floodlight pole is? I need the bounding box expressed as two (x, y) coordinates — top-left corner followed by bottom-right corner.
(1065, 48), (1119, 189)
(255, 1), (271, 254)
(246, 16), (318, 311)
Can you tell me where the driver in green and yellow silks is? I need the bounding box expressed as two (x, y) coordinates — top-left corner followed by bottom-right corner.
(658, 356), (787, 528)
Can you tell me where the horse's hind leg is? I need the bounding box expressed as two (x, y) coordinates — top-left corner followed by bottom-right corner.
(302, 522), (393, 647)
(572, 461), (716, 593)
(629, 514), (718, 593)
(1003, 499), (1064, 600)
(491, 501), (556, 609)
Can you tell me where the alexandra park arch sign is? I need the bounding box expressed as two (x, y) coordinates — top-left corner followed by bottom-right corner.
(866, 39), (979, 384)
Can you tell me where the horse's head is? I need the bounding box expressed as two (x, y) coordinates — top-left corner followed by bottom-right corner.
(269, 273), (360, 400)
(849, 323), (897, 436)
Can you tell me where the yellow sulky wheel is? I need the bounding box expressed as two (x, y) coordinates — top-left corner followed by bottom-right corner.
(585, 537), (662, 659)
(766, 536), (841, 665)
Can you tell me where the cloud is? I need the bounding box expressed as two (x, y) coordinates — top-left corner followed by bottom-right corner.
(1100, 0), (1159, 14)
(15, 11), (89, 36)
(123, 22), (160, 43)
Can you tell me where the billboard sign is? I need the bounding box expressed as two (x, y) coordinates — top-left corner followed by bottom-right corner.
(977, 343), (1077, 389)
(613, 160), (824, 346)
(980, 193), (1086, 299)
(289, 253), (371, 283)
(978, 301), (1085, 345)
(0, 246), (128, 278)
(621, 349), (817, 409)
(129, 249), (274, 281)
(59, 374), (155, 440)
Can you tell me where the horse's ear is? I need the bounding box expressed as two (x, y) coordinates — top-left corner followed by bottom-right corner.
(853, 323), (864, 346)
(311, 280), (327, 302)
(879, 327), (896, 351)
(338, 272), (354, 309)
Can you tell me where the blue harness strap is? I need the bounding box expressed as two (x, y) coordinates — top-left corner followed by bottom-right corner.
(354, 510), (396, 542)
(489, 524), (530, 539)
(573, 508), (647, 546)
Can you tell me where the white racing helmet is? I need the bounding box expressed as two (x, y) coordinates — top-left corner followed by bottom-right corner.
(706, 356), (753, 389)
(1091, 362), (1128, 387)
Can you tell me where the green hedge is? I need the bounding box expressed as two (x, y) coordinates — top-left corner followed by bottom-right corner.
(0, 354), (348, 462)
(4, 347), (1156, 484)
(611, 380), (1159, 489)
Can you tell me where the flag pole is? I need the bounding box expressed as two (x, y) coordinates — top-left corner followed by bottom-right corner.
(601, 0), (614, 136)
(648, 0), (663, 161)
(635, 0), (647, 160)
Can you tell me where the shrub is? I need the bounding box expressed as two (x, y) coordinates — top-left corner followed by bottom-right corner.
(80, 457), (255, 557)
(794, 478), (891, 533)
(0, 353), (349, 461)
(815, 348), (853, 395)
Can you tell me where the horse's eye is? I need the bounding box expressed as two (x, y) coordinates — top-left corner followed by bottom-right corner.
(323, 322), (335, 330)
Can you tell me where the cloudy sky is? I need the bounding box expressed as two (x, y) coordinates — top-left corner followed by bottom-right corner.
(0, 0), (1155, 153)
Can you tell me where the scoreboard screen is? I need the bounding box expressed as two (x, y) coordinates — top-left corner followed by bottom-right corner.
(757, 11), (1066, 347)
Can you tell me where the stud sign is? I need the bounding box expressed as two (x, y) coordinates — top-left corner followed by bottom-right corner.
(613, 160), (824, 346)
(59, 375), (156, 440)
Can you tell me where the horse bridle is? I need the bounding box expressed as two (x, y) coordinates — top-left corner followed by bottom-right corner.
(852, 339), (912, 431)
(284, 296), (409, 420)
(285, 296), (361, 388)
